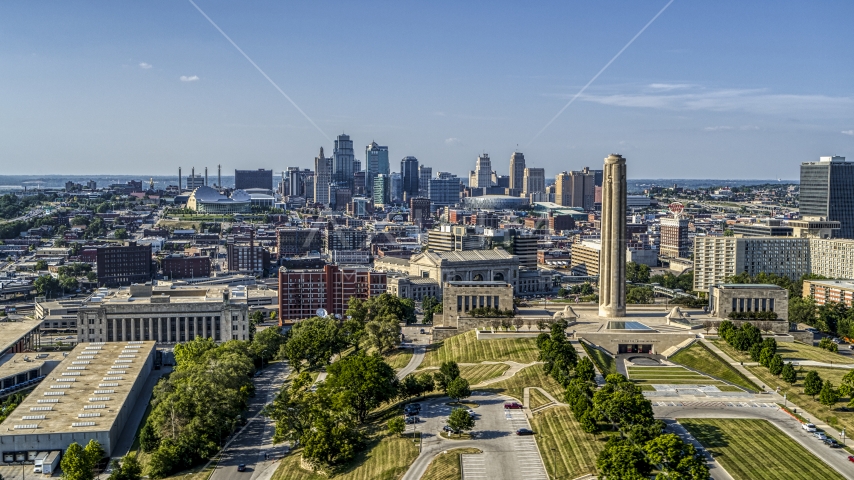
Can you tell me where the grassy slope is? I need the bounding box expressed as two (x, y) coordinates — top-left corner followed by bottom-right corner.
(714, 340), (851, 365)
(484, 365), (564, 402)
(670, 342), (760, 392)
(580, 342), (616, 375)
(531, 406), (607, 479)
(681, 418), (844, 480)
(383, 349), (414, 371)
(459, 363), (510, 385)
(420, 448), (482, 480)
(422, 330), (539, 367)
(528, 388), (552, 409)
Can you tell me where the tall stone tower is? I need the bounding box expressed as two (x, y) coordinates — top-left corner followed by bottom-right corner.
(599, 154), (627, 318)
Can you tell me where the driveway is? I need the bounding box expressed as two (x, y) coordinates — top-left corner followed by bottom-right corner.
(401, 391), (547, 480)
(654, 401), (854, 480)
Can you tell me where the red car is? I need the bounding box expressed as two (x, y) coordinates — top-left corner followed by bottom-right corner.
(848, 455), (854, 463)
(504, 402), (523, 409)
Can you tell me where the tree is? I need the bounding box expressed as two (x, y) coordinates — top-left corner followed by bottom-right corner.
(436, 361), (461, 392)
(575, 357), (596, 384)
(781, 362), (797, 384)
(769, 354), (784, 376)
(596, 440), (651, 480)
(759, 347), (773, 368)
(61, 443), (93, 480)
(626, 262), (651, 284)
(819, 380), (840, 407)
(387, 417), (405, 436)
(363, 315), (401, 354)
(324, 352), (398, 424)
(422, 295), (439, 323)
(447, 377), (471, 403)
(447, 407), (475, 437)
(558, 287), (568, 298)
(537, 320), (578, 386)
(251, 326), (287, 365)
(804, 370), (823, 399)
(717, 320), (735, 342)
(107, 456), (142, 480)
(789, 297), (817, 326)
(139, 422), (159, 453)
(281, 316), (343, 371)
(626, 286), (654, 304)
(35, 259), (48, 270)
(301, 414), (361, 468)
(35, 274), (61, 297)
(114, 228), (129, 240)
(643, 433), (709, 480)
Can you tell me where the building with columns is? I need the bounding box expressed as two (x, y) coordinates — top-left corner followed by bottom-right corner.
(599, 154), (627, 318)
(75, 284), (250, 344)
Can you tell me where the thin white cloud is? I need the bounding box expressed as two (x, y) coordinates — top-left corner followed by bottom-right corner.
(843, 130), (854, 136)
(740, 125), (760, 131)
(648, 83), (691, 90)
(139, 62), (152, 69)
(577, 86), (854, 116)
(180, 75), (200, 82)
(704, 126), (733, 131)
(445, 137), (461, 146)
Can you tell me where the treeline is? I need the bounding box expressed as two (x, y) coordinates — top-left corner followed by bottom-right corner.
(0, 215), (58, 240)
(0, 193), (49, 219)
(138, 337), (275, 478)
(536, 321), (708, 479)
(791, 300), (854, 340)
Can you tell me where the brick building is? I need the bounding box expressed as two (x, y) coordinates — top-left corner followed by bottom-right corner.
(96, 242), (153, 287)
(162, 255), (212, 279)
(277, 263), (387, 323)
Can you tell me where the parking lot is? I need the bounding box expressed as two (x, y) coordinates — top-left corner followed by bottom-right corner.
(402, 390), (547, 480)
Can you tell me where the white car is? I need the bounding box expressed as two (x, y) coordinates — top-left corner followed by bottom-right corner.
(802, 423), (817, 432)
(814, 432), (827, 440)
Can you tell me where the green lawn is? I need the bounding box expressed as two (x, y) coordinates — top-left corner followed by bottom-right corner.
(680, 418), (845, 480)
(422, 330), (540, 367)
(420, 448), (482, 480)
(714, 340), (851, 365)
(528, 388), (552, 409)
(580, 341), (617, 375)
(531, 406), (609, 480)
(671, 342), (760, 392)
(383, 349), (413, 371)
(627, 365), (736, 388)
(459, 363), (510, 385)
(484, 365), (564, 402)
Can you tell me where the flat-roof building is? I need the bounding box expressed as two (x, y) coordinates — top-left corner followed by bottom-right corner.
(803, 279), (854, 307)
(0, 318), (42, 357)
(75, 284), (249, 344)
(0, 341), (155, 458)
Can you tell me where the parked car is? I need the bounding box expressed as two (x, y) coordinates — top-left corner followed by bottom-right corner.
(419, 328), (425, 334)
(833, 338), (842, 344)
(516, 428), (534, 436)
(405, 416), (419, 424)
(814, 432), (827, 440)
(802, 423), (817, 432)
(467, 408), (476, 417)
(443, 425), (460, 434)
(824, 438), (842, 448)
(848, 455), (854, 463)
(504, 402), (523, 409)
(237, 464), (246, 472)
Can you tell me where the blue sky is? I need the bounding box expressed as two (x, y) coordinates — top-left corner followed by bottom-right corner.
(1, 0), (852, 179)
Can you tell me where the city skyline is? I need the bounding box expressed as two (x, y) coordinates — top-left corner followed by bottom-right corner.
(1, 1), (852, 177)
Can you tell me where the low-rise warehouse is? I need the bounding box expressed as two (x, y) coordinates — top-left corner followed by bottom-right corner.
(0, 341), (155, 458)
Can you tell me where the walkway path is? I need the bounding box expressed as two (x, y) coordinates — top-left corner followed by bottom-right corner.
(397, 345), (426, 379)
(523, 386), (567, 417)
(701, 340), (769, 390)
(405, 360), (542, 387)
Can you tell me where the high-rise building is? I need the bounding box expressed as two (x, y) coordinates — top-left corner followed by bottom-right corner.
(186, 174), (205, 190)
(599, 154), (627, 318)
(418, 165), (433, 198)
(390, 172), (402, 203)
(509, 152), (526, 191)
(410, 197), (432, 229)
(235, 169), (273, 191)
(430, 175), (461, 207)
(333, 134), (355, 187)
(373, 174), (390, 206)
(693, 237), (811, 291)
(800, 156), (854, 238)
(314, 147), (332, 206)
(523, 168), (545, 196)
(554, 168), (598, 209)
(277, 263), (387, 322)
(95, 242), (153, 288)
(286, 167), (302, 197)
(471, 154), (493, 188)
(401, 156), (420, 200)
(660, 217), (691, 258)
(365, 142), (390, 191)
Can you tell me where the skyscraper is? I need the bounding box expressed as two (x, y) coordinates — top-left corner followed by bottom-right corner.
(401, 156), (419, 200)
(390, 172), (402, 203)
(333, 134), (355, 187)
(523, 168), (545, 196)
(800, 156), (854, 238)
(373, 174), (390, 206)
(235, 169), (273, 191)
(429, 175), (461, 207)
(314, 147), (332, 206)
(599, 154), (627, 318)
(418, 165), (432, 198)
(471, 154), (493, 189)
(509, 152), (526, 191)
(554, 168), (598, 210)
(366, 142), (390, 192)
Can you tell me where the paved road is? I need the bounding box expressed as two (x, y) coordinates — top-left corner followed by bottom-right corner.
(210, 361), (290, 480)
(397, 345), (425, 379)
(654, 402), (854, 480)
(401, 391), (547, 480)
